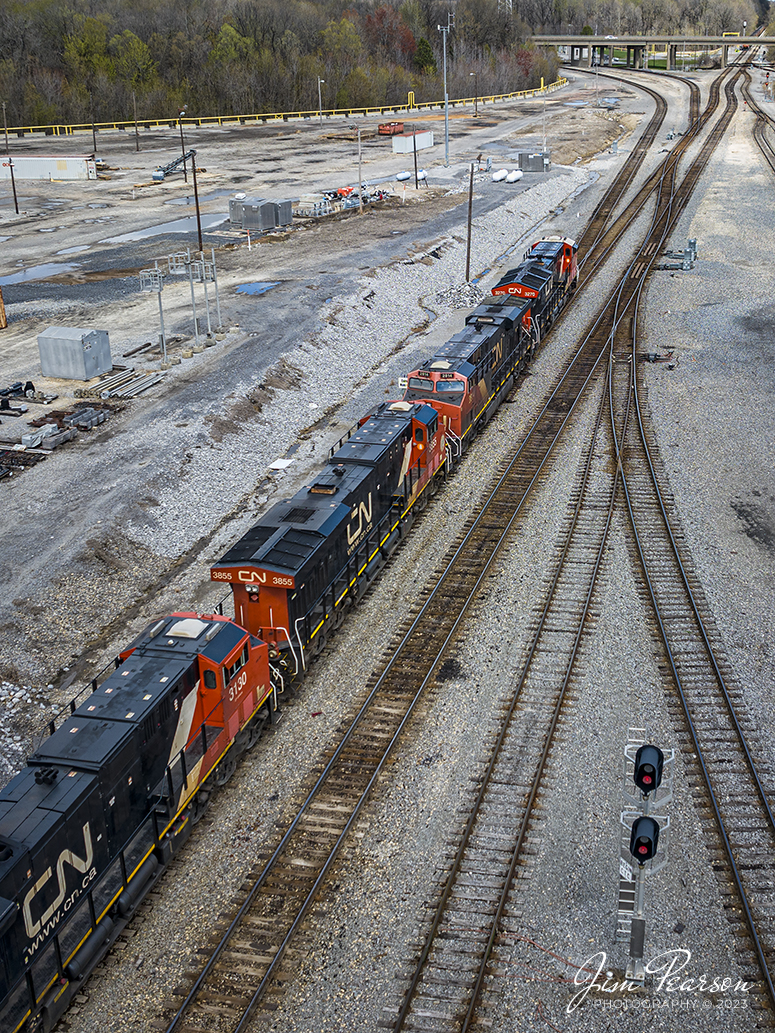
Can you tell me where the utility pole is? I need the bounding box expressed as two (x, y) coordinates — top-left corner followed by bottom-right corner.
(318, 78), (325, 127)
(90, 92), (97, 155)
(178, 108), (188, 183)
(191, 149), (203, 251)
(465, 163), (474, 282)
(2, 102), (8, 155)
(133, 91), (140, 152)
(438, 13), (453, 167)
(8, 157), (18, 214)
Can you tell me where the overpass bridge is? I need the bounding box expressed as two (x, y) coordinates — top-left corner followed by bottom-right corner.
(533, 34), (761, 71)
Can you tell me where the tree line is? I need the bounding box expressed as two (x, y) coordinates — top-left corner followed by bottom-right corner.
(0, 0), (767, 129)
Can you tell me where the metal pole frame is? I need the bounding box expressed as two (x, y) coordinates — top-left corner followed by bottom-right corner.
(187, 261), (200, 349)
(158, 290), (167, 364)
(357, 127), (363, 215)
(211, 247), (222, 330)
(200, 254), (212, 336)
(191, 149), (203, 252)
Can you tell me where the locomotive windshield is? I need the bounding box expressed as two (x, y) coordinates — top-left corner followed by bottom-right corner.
(434, 381), (464, 403)
(404, 377), (435, 401)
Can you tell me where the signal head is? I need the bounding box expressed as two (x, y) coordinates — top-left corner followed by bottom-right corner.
(634, 744), (664, 795)
(629, 815), (660, 865)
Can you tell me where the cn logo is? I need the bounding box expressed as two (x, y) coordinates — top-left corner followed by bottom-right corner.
(23, 822), (94, 938)
(238, 570), (267, 584)
(347, 493), (373, 546)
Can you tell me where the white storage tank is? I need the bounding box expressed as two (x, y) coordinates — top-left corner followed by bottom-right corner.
(1, 155), (97, 181)
(393, 130), (434, 154)
(38, 327), (112, 380)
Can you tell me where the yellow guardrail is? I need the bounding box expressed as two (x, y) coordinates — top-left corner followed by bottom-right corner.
(4, 78), (568, 139)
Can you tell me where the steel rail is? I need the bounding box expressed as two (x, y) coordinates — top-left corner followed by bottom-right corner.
(392, 65), (699, 1033)
(611, 70), (775, 1011)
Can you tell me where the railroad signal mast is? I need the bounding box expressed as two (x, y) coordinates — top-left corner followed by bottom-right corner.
(616, 730), (674, 984)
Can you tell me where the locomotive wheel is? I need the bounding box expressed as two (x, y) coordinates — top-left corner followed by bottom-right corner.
(331, 606), (346, 630)
(214, 753), (237, 786)
(190, 789), (211, 825)
(415, 492), (428, 513)
(312, 631), (328, 656)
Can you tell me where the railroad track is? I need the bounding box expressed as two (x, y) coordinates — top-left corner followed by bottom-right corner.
(383, 59), (775, 1031)
(743, 69), (775, 175)
(155, 62), (762, 1033)
(612, 88), (775, 1009)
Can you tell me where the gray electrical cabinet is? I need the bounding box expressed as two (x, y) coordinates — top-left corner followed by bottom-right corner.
(38, 327), (112, 380)
(241, 199), (277, 232)
(274, 199), (293, 227)
(518, 151), (551, 172)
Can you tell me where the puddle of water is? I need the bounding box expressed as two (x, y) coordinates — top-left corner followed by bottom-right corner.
(38, 227), (58, 233)
(88, 203), (108, 209)
(0, 262), (80, 286)
(0, 235), (9, 244)
(56, 245), (90, 255)
(165, 189), (235, 206)
(236, 281), (280, 296)
(102, 213), (227, 243)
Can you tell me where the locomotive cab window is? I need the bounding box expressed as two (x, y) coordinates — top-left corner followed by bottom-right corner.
(223, 642), (249, 686)
(415, 428), (424, 442)
(203, 670), (217, 690)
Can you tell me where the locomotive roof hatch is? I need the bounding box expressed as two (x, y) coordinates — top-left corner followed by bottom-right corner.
(467, 295), (530, 330)
(336, 412), (413, 466)
(216, 501), (353, 576)
(492, 263), (553, 298)
(0, 765), (96, 844)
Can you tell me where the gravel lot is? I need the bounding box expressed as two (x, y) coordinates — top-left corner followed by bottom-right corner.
(1, 64), (773, 1033)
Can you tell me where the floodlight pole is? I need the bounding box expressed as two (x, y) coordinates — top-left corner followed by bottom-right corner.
(179, 109), (188, 183)
(465, 163), (474, 282)
(438, 14), (452, 167)
(318, 78), (325, 127)
(470, 71), (478, 117)
(2, 102), (8, 155)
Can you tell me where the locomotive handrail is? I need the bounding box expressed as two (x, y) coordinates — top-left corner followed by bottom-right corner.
(37, 598), (229, 749)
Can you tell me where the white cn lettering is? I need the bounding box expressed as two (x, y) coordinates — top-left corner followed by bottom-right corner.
(23, 822), (94, 938)
(347, 493), (373, 546)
